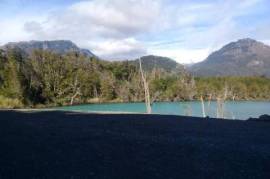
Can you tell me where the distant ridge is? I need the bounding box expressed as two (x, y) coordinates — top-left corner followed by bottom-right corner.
(132, 55), (185, 73)
(189, 38), (270, 77)
(1, 40), (96, 57)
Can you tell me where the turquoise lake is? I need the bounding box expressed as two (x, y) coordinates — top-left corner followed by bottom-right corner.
(57, 101), (270, 120)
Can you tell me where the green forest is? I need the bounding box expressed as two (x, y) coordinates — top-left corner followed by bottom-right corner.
(0, 48), (270, 108)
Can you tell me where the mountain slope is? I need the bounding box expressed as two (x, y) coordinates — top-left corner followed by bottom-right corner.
(132, 55), (185, 73)
(189, 38), (270, 77)
(1, 40), (95, 57)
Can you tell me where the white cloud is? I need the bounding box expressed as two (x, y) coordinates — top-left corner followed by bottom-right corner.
(148, 48), (210, 64)
(24, 0), (163, 40)
(0, 18), (30, 45)
(90, 38), (147, 60)
(0, 0), (269, 63)
(68, 0), (162, 37)
(22, 0), (162, 59)
(262, 40), (270, 46)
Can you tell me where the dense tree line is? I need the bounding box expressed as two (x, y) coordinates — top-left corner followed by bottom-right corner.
(0, 49), (269, 108)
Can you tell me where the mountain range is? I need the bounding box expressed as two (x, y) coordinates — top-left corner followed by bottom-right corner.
(1, 38), (270, 77)
(0, 40), (95, 57)
(189, 38), (270, 77)
(0, 40), (184, 73)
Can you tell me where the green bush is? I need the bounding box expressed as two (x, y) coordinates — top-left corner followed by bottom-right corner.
(0, 96), (23, 109)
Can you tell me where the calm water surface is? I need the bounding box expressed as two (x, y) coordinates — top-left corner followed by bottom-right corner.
(57, 101), (270, 120)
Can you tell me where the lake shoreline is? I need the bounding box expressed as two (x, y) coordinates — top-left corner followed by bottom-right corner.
(3, 98), (270, 109)
(46, 98), (270, 107)
(0, 110), (270, 178)
(3, 100), (270, 120)
(55, 101), (270, 120)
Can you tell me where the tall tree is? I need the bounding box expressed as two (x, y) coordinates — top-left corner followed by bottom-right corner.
(1, 49), (23, 100)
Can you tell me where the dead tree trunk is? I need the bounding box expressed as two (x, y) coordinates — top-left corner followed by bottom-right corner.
(93, 85), (98, 98)
(70, 90), (80, 105)
(200, 95), (206, 117)
(139, 58), (151, 114)
(216, 97), (223, 118)
(207, 94), (212, 115)
(70, 75), (81, 105)
(216, 86), (228, 118)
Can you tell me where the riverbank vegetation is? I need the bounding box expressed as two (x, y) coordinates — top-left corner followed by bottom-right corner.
(0, 49), (270, 108)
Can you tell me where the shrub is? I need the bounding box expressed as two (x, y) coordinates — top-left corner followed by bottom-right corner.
(0, 95), (23, 109)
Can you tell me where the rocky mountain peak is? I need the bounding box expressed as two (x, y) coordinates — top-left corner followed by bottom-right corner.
(189, 38), (270, 77)
(1, 40), (95, 57)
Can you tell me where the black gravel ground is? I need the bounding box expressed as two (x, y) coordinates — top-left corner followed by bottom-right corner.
(0, 110), (270, 179)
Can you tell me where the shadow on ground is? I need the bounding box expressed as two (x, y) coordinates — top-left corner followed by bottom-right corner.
(0, 110), (270, 178)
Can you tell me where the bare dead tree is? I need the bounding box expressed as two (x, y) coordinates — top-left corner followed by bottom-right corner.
(70, 74), (81, 105)
(200, 95), (206, 117)
(70, 90), (81, 105)
(216, 85), (228, 118)
(207, 93), (212, 116)
(232, 94), (236, 101)
(216, 97), (223, 118)
(139, 58), (152, 114)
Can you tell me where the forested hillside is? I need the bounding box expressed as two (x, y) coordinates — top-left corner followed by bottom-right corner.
(131, 55), (185, 73)
(0, 48), (270, 108)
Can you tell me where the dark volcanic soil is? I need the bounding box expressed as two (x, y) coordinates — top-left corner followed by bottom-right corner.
(0, 111), (270, 179)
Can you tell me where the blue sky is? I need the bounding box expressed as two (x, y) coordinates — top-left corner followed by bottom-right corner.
(0, 0), (270, 63)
